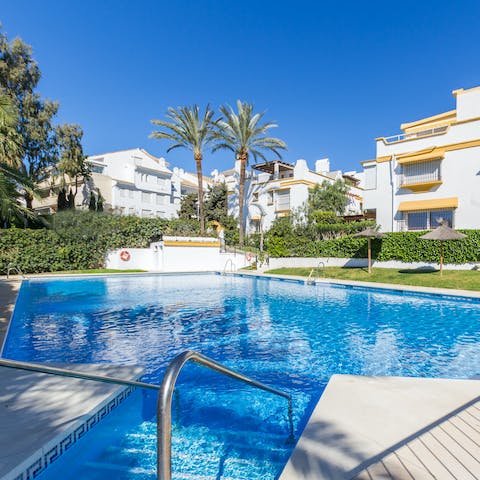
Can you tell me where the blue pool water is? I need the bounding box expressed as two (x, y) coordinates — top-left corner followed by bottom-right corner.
(3, 273), (480, 479)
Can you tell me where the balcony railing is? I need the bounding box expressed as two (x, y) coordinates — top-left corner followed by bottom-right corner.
(382, 125), (448, 144)
(398, 160), (441, 188)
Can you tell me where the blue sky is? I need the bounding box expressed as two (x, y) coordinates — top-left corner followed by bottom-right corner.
(2, 0), (479, 175)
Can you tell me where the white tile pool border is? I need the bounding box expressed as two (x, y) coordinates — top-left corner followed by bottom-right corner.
(233, 271), (480, 301)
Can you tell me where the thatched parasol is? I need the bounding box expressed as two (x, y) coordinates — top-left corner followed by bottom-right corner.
(419, 223), (466, 275)
(353, 227), (384, 274)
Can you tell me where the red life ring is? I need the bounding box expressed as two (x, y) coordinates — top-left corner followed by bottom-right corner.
(245, 252), (253, 262)
(119, 250), (131, 262)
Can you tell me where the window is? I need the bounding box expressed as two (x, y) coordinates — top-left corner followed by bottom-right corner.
(276, 189), (290, 211)
(141, 191), (151, 203)
(129, 190), (134, 199)
(156, 194), (165, 205)
(252, 192), (259, 202)
(401, 161), (441, 186)
(119, 188), (126, 198)
(406, 209), (454, 230)
(267, 191), (274, 205)
(91, 165), (104, 174)
(129, 208), (135, 215)
(141, 209), (152, 217)
(364, 165), (377, 190)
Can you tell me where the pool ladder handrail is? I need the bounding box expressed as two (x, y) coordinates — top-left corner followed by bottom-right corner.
(6, 263), (26, 279)
(222, 258), (236, 274)
(0, 351), (294, 480)
(306, 261), (325, 284)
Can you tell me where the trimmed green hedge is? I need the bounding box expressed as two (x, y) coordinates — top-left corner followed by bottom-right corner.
(0, 211), (204, 273)
(266, 230), (480, 264)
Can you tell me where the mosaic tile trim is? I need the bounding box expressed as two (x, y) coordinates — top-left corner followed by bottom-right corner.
(10, 385), (135, 480)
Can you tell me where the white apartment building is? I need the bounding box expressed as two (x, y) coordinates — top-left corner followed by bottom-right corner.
(33, 148), (210, 218)
(213, 158), (364, 234)
(362, 86), (480, 232)
(87, 148), (180, 218)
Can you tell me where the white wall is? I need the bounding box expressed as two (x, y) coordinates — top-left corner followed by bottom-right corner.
(106, 244), (250, 272)
(268, 257), (480, 271)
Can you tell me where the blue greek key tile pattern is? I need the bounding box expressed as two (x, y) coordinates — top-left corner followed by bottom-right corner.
(8, 386), (135, 480)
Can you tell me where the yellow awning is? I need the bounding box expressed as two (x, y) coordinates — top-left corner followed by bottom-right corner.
(396, 148), (444, 165)
(398, 197), (458, 212)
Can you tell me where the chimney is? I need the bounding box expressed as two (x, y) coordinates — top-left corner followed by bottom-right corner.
(315, 158), (330, 174)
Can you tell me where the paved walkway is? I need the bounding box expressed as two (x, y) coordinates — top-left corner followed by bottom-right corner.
(280, 375), (480, 480)
(0, 363), (144, 480)
(0, 279), (20, 348)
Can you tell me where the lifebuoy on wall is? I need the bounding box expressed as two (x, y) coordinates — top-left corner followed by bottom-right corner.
(119, 250), (131, 262)
(245, 252), (253, 262)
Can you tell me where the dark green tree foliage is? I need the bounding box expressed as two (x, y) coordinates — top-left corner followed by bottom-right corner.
(308, 180), (349, 216)
(0, 95), (33, 225)
(57, 188), (68, 211)
(56, 124), (89, 204)
(97, 193), (104, 212)
(88, 192), (96, 211)
(0, 29), (59, 209)
(178, 193), (198, 220)
(67, 188), (74, 209)
(204, 183), (227, 223)
(204, 182), (238, 244)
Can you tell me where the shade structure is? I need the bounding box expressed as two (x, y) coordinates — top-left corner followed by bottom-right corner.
(419, 224), (466, 275)
(353, 228), (384, 273)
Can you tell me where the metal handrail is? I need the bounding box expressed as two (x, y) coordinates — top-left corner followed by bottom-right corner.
(157, 350), (294, 480)
(6, 263), (26, 279)
(222, 259), (236, 274)
(306, 261), (326, 284)
(0, 358), (160, 391)
(0, 352), (294, 480)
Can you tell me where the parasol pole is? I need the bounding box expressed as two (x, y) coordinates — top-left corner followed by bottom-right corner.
(368, 237), (372, 274)
(440, 241), (444, 276)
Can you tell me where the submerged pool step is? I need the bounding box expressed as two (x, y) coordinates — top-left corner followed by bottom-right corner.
(90, 421), (290, 480)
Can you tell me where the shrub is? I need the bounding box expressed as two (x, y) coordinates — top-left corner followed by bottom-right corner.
(266, 229), (480, 264)
(0, 211), (206, 273)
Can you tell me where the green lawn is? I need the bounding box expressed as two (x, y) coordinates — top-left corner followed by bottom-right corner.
(265, 267), (480, 291)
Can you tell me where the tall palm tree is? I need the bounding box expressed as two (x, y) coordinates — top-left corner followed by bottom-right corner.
(213, 101), (287, 245)
(150, 105), (217, 234)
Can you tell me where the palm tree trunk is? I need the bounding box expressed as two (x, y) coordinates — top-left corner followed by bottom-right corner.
(238, 150), (248, 246)
(194, 152), (205, 234)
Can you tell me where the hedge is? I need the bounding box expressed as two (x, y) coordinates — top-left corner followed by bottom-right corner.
(0, 211), (204, 273)
(266, 230), (480, 264)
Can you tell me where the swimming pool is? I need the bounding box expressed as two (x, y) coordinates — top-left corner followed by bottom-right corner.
(3, 273), (480, 479)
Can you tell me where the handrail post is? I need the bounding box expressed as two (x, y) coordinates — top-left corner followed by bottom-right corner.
(156, 350), (293, 480)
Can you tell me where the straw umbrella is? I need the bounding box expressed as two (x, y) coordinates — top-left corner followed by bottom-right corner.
(353, 227), (384, 274)
(419, 223), (466, 275)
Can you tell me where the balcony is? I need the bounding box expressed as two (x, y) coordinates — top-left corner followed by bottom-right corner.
(398, 161), (442, 192)
(382, 125), (448, 144)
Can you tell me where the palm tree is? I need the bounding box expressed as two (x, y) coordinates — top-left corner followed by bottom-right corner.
(150, 105), (217, 234)
(213, 101), (286, 245)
